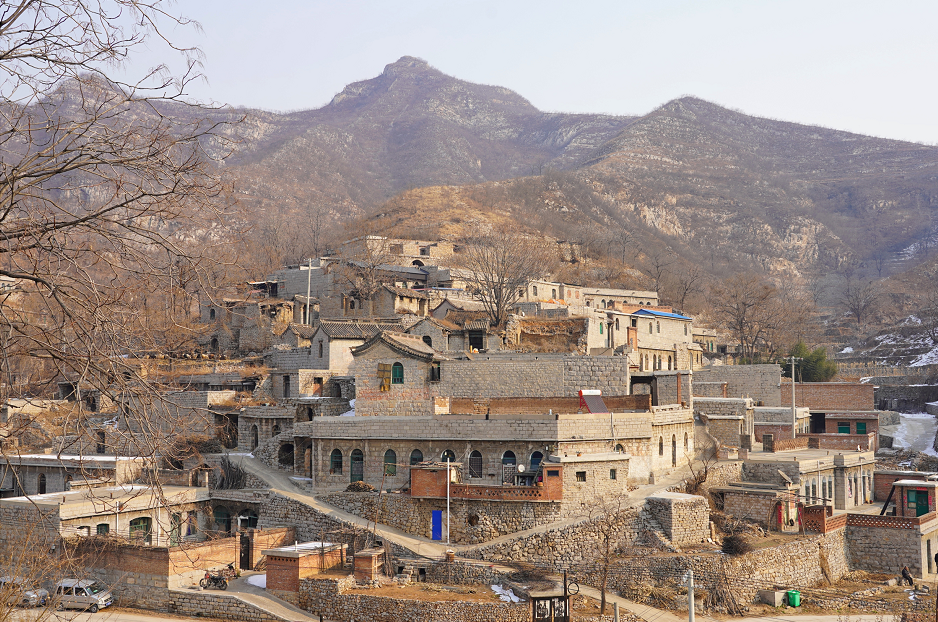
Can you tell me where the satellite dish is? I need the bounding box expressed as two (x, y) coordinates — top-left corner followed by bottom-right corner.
(517, 465), (525, 472)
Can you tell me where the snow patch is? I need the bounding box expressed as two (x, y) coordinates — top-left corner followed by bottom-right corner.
(491, 585), (522, 603)
(840, 347), (854, 354)
(892, 412), (938, 457)
(338, 398), (356, 417)
(246, 574), (266, 589)
(911, 344), (938, 367)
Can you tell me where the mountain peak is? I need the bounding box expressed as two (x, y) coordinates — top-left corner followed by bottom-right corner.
(383, 56), (432, 76)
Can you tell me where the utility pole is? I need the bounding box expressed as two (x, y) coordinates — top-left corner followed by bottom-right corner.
(305, 257), (313, 325)
(446, 457), (450, 546)
(789, 356), (802, 439)
(685, 569), (695, 622)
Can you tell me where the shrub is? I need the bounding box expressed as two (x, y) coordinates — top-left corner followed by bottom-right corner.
(722, 534), (754, 556)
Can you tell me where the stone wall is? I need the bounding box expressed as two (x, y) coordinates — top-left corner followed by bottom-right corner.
(595, 529), (847, 605)
(319, 492), (562, 545)
(876, 385), (938, 413)
(298, 575), (530, 622)
(646, 493), (709, 545)
(693, 365), (781, 406)
(846, 516), (938, 576)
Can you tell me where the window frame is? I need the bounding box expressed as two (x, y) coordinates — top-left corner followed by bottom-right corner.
(391, 362), (404, 385)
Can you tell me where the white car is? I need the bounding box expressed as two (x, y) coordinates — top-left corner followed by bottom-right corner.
(0, 576), (50, 607)
(54, 579), (113, 613)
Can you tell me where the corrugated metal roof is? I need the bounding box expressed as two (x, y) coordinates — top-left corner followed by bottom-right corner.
(633, 308), (692, 320)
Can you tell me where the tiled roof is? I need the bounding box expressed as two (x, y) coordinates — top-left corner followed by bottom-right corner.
(317, 319), (403, 339)
(383, 285), (429, 299)
(443, 309), (491, 328)
(463, 318), (491, 331)
(352, 330), (438, 360)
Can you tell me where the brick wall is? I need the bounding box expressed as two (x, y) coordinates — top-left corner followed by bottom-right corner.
(875, 471), (927, 502)
(782, 382), (874, 411)
(693, 365), (781, 406)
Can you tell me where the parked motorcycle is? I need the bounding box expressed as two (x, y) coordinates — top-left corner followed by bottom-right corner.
(199, 571), (228, 591)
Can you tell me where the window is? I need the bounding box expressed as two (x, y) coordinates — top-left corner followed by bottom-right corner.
(684, 432), (689, 451)
(272, 424), (281, 437)
(330, 449), (343, 474)
(547, 469), (560, 477)
(429, 361), (441, 382)
(441, 449), (456, 462)
(838, 422), (850, 434)
(186, 511), (197, 536)
(684, 324), (688, 335)
(530, 451), (543, 470)
(96, 523), (109, 535)
(350, 449), (364, 483)
(349, 299), (355, 310)
(96, 430), (106, 454)
(318, 340), (323, 358)
(384, 449), (397, 476)
(575, 471), (587, 482)
(656, 321), (660, 333)
(502, 451), (516, 465)
(609, 469), (617, 480)
(599, 323), (603, 335)
(410, 449), (424, 465)
(552, 288), (557, 299)
(615, 318), (619, 330)
(391, 362), (404, 385)
(659, 437), (664, 455)
(615, 443), (624, 453)
(631, 317), (637, 328)
(667, 356), (672, 370)
(532, 286), (538, 296)
(209, 308), (216, 320)
(468, 451), (483, 479)
(649, 322), (653, 334)
(856, 422), (867, 435)
(251, 425), (259, 450)
(283, 374), (291, 397)
(601, 299), (606, 308)
(129, 517), (152, 544)
(422, 335), (432, 347)
(37, 473), (46, 495)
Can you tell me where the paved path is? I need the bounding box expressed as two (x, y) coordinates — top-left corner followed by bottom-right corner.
(238, 454), (695, 559)
(220, 573), (335, 622)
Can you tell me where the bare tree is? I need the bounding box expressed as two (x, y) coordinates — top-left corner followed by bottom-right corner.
(333, 235), (394, 315)
(582, 494), (632, 615)
(644, 250), (674, 301)
(459, 229), (547, 326)
(669, 263), (705, 313)
(839, 276), (878, 329)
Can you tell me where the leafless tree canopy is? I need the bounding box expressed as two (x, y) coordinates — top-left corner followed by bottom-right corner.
(459, 229), (548, 326)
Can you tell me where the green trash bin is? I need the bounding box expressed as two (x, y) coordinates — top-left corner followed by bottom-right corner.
(787, 590), (801, 607)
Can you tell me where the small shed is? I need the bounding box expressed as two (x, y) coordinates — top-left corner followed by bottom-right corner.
(263, 542), (348, 592)
(353, 547), (385, 583)
(888, 480), (938, 518)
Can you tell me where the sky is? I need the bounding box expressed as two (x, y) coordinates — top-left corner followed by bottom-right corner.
(126, 0), (938, 144)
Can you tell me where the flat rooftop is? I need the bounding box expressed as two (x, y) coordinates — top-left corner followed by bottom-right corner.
(0, 484), (210, 519)
(743, 447), (875, 469)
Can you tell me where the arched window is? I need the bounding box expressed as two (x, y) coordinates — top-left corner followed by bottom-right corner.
(684, 324), (688, 335)
(391, 362), (404, 385)
(645, 354), (650, 369)
(530, 451), (543, 470)
(639, 356), (644, 371)
(502, 451), (516, 465)
(129, 517), (153, 544)
(209, 308), (216, 320)
(318, 341), (324, 358)
(384, 449), (397, 476)
(599, 323), (603, 335)
(349, 299), (356, 310)
(658, 437), (664, 456)
(350, 449), (364, 483)
(649, 322), (654, 334)
(441, 449), (456, 462)
(668, 356), (672, 370)
(211, 337), (219, 351)
(532, 286), (538, 296)
(684, 432), (689, 451)
(656, 321), (660, 333)
(468, 450), (483, 479)
(272, 424), (281, 437)
(601, 299), (606, 308)
(239, 510), (258, 530)
(410, 449), (424, 465)
(615, 318), (619, 330)
(251, 425), (259, 450)
(615, 443), (624, 453)
(422, 335), (432, 347)
(212, 507), (231, 534)
(37, 473), (46, 495)
(330, 449), (343, 474)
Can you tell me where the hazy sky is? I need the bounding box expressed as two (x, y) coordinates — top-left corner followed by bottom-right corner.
(129, 0), (938, 143)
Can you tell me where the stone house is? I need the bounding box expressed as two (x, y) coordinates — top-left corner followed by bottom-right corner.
(408, 315), (501, 352)
(430, 298), (486, 320)
(285, 334), (693, 496)
(200, 296), (294, 354)
(0, 455), (149, 497)
(277, 323), (317, 348)
(580, 287), (658, 310)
